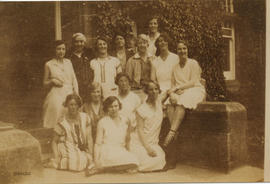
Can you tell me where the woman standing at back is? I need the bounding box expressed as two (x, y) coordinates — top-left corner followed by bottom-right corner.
(43, 40), (78, 128)
(146, 17), (161, 56)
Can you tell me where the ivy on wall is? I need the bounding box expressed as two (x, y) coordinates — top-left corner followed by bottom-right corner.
(90, 0), (227, 101)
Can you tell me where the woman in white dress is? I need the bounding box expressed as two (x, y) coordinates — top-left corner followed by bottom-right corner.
(43, 40), (78, 128)
(116, 72), (141, 125)
(93, 96), (138, 173)
(129, 81), (168, 172)
(161, 41), (206, 169)
(151, 33), (179, 94)
(90, 37), (122, 98)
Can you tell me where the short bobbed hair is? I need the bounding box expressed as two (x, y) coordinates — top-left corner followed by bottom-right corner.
(63, 93), (82, 108)
(54, 40), (65, 49)
(94, 36), (109, 55)
(143, 80), (162, 95)
(154, 33), (173, 56)
(148, 16), (160, 27)
(177, 40), (189, 48)
(115, 72), (131, 86)
(103, 96), (122, 114)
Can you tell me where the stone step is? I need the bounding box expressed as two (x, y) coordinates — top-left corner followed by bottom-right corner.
(26, 128), (53, 154)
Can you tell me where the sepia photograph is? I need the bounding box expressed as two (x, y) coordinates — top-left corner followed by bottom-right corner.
(0, 0), (268, 183)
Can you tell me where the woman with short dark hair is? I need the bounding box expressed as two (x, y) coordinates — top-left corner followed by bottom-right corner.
(151, 33), (178, 94)
(90, 96), (138, 174)
(43, 40), (78, 128)
(49, 93), (94, 172)
(161, 41), (206, 170)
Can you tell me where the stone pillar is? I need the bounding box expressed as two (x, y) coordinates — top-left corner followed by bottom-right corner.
(177, 102), (247, 173)
(55, 1), (62, 40)
(0, 122), (42, 183)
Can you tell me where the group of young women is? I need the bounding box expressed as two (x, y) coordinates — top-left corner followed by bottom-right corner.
(42, 17), (206, 176)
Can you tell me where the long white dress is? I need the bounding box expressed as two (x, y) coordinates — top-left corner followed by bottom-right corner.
(43, 58), (78, 128)
(152, 52), (179, 93)
(129, 99), (166, 172)
(90, 56), (121, 98)
(96, 115), (138, 168)
(170, 58), (206, 109)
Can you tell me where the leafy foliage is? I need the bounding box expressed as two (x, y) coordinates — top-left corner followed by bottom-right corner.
(90, 0), (227, 100)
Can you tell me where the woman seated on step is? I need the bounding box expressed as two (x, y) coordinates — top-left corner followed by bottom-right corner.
(160, 40), (206, 170)
(48, 94), (95, 172)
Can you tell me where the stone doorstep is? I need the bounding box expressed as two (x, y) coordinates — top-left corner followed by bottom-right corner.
(0, 128), (42, 184)
(26, 128), (53, 154)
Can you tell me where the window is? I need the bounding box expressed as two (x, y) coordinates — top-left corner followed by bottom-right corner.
(222, 0), (235, 80)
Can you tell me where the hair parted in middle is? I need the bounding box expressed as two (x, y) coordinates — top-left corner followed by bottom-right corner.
(154, 32), (173, 56)
(103, 96), (122, 113)
(143, 80), (162, 95)
(63, 93), (82, 108)
(115, 72), (131, 86)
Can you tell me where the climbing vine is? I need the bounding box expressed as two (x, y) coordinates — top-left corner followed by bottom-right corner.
(90, 0), (228, 100)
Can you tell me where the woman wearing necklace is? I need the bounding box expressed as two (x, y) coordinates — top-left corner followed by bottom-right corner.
(161, 41), (206, 170)
(129, 81), (168, 172)
(43, 40), (78, 128)
(151, 33), (179, 94)
(50, 94), (94, 172)
(90, 96), (138, 174)
(90, 36), (122, 99)
(81, 82), (104, 142)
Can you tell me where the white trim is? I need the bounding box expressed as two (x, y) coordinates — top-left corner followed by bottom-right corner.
(55, 1), (62, 40)
(223, 24), (235, 80)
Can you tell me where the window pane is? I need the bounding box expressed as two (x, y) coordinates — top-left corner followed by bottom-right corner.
(223, 39), (230, 71)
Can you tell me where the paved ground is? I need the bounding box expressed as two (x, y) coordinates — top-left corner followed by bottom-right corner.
(18, 164), (263, 184)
